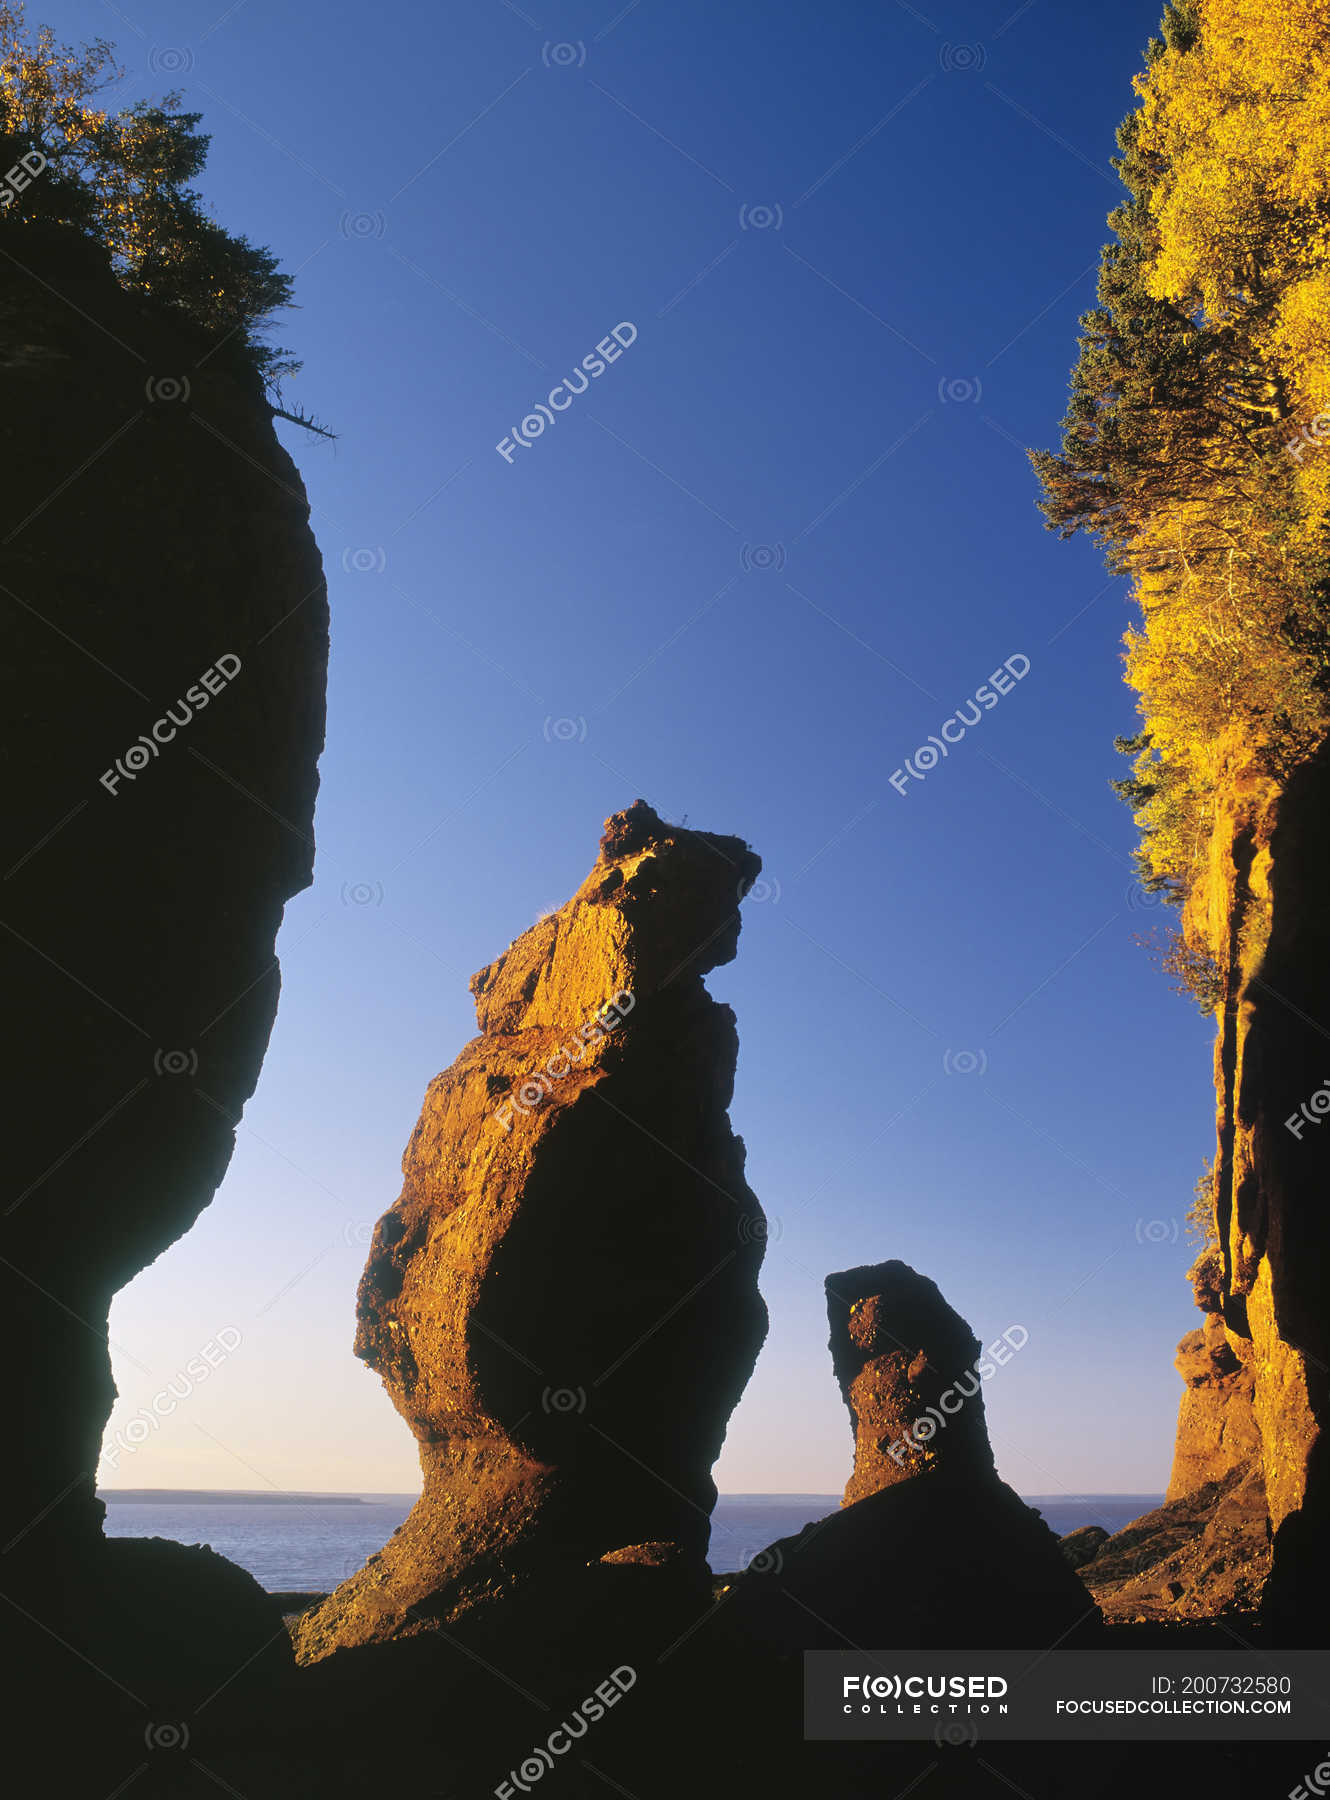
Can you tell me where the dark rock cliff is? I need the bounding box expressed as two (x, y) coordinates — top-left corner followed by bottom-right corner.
(1, 222), (328, 1599)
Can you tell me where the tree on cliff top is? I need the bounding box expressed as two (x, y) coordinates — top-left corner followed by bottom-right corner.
(0, 3), (295, 381)
(1031, 0), (1330, 969)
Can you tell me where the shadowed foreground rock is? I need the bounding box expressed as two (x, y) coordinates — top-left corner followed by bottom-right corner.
(295, 800), (768, 1662)
(2, 221), (326, 1794)
(2, 226), (328, 1563)
(1061, 1524), (1111, 1568)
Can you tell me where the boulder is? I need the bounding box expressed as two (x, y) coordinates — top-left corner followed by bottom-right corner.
(1060, 1524), (1111, 1569)
(1077, 1465), (1270, 1623)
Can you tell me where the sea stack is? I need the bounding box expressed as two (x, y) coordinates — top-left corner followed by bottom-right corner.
(295, 801), (768, 1661)
(826, 1259), (996, 1502)
(711, 1259), (1099, 1654)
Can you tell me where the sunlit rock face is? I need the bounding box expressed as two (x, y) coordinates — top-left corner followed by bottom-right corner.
(1072, 1273), (1270, 1624)
(825, 1259), (996, 1503)
(0, 225), (328, 1561)
(1167, 1308), (1262, 1505)
(294, 800), (768, 1662)
(1185, 746), (1330, 1635)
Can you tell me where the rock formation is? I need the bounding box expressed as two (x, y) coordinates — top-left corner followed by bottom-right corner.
(294, 800), (768, 1662)
(1076, 1466), (1270, 1624)
(2, 221), (327, 1774)
(1175, 745), (1330, 1636)
(1168, 1306), (1262, 1502)
(1060, 1524), (1110, 1568)
(712, 1262), (1099, 1654)
(826, 1259), (996, 1501)
(1074, 1249), (1270, 1621)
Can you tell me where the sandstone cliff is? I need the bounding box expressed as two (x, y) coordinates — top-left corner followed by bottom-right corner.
(1174, 740), (1330, 1633)
(1076, 1252), (1270, 1621)
(295, 800), (768, 1662)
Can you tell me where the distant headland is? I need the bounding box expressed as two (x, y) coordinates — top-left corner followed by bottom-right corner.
(98, 1489), (370, 1506)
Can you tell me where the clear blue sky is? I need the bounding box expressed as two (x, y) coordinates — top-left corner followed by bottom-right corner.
(79, 0), (1210, 1497)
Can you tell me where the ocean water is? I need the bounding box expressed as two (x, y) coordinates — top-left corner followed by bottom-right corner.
(99, 1491), (1162, 1592)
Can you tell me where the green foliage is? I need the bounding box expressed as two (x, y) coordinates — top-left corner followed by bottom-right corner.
(1136, 926), (1224, 1011)
(1187, 1154), (1218, 1246)
(0, 4), (295, 382)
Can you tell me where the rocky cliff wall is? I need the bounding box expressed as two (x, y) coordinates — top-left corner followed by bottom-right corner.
(1183, 742), (1330, 1629)
(1, 223), (329, 1566)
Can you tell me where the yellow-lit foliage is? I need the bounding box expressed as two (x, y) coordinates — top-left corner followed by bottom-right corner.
(1136, 0), (1330, 524)
(1085, 1), (1330, 939)
(1, 6), (153, 268)
(0, 4), (293, 372)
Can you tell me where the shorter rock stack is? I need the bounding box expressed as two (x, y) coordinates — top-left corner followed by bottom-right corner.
(825, 1259), (1001, 1502)
(712, 1260), (1099, 1656)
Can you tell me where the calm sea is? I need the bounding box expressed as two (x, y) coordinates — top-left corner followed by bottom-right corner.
(99, 1491), (1161, 1592)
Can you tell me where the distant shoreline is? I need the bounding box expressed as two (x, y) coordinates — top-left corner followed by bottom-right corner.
(98, 1489), (373, 1506)
(97, 1488), (1164, 1505)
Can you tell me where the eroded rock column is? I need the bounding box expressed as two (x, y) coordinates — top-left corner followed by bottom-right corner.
(825, 1259), (998, 1502)
(295, 800), (768, 1661)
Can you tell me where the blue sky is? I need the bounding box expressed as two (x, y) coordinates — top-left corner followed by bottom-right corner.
(78, 0), (1212, 1497)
